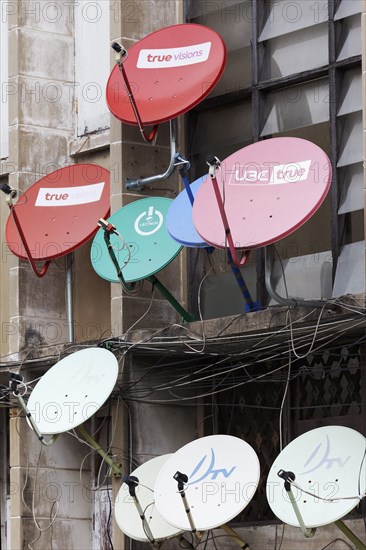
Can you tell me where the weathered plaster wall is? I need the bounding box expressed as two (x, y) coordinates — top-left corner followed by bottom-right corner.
(0, 177), (12, 357)
(6, 1), (74, 352)
(72, 147), (112, 343)
(10, 410), (93, 549)
(6, 1), (190, 548)
(4, 2), (366, 550)
(110, 0), (187, 336)
(5, 3), (110, 549)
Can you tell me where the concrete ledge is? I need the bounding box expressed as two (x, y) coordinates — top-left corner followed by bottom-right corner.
(69, 129), (110, 157)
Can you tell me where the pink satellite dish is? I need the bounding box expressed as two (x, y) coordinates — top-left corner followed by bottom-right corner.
(192, 138), (331, 254)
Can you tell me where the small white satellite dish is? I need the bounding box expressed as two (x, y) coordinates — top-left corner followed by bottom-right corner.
(154, 435), (260, 531)
(115, 454), (183, 542)
(26, 348), (119, 435)
(267, 426), (366, 528)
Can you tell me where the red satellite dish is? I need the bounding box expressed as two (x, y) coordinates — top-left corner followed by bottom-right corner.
(192, 138), (332, 252)
(6, 164), (110, 265)
(106, 23), (226, 126)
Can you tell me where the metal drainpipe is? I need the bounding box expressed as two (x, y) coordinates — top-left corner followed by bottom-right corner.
(65, 253), (74, 343)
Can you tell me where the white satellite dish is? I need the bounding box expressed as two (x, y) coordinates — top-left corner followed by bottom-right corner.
(154, 435), (260, 531)
(26, 348), (119, 435)
(115, 454), (183, 543)
(267, 426), (366, 549)
(12, 347), (122, 475)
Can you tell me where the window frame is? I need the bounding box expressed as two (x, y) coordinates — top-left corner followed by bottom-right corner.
(186, 0), (362, 308)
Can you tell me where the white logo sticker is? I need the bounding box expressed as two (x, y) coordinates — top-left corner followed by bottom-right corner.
(35, 182), (105, 206)
(134, 206), (163, 236)
(229, 160), (312, 185)
(271, 160), (312, 184)
(137, 42), (211, 69)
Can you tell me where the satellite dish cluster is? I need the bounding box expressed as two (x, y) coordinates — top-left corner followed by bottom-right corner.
(10, 347), (366, 549)
(2, 21), (363, 549)
(3, 23), (331, 316)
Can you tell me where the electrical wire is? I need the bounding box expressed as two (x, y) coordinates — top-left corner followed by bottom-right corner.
(279, 351), (291, 452)
(123, 286), (156, 338)
(106, 400), (114, 550)
(122, 315), (366, 400)
(290, 479), (364, 503)
(141, 502), (156, 543)
(183, 267), (212, 354)
(15, 411), (31, 514)
(287, 305), (326, 359)
(113, 230), (142, 295)
(277, 524), (285, 550)
(4, 250), (366, 546)
(319, 538), (353, 550)
(27, 445), (60, 550)
(123, 322), (354, 397)
(1, 306), (365, 373)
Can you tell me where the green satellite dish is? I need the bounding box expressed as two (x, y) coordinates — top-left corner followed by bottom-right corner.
(91, 197), (193, 321)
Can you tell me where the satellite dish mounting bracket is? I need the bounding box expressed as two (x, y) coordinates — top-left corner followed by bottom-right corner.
(99, 216), (194, 322)
(99, 219), (138, 294)
(206, 155), (250, 268)
(126, 119), (179, 191)
(205, 156), (258, 311)
(176, 155), (195, 206)
(112, 42), (159, 144)
(123, 473), (157, 544)
(277, 469), (317, 539)
(173, 471), (197, 535)
(10, 373), (58, 446)
(124, 475), (139, 498)
(277, 467), (366, 548)
(2, 186), (51, 278)
(77, 423), (123, 478)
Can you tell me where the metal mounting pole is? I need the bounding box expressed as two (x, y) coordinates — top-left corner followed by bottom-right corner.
(6, 191), (51, 278)
(112, 42), (159, 144)
(10, 374), (58, 446)
(220, 523), (252, 550)
(278, 470), (316, 538)
(148, 275), (194, 322)
(77, 423), (123, 477)
(206, 155), (250, 268)
(124, 476), (157, 544)
(173, 471), (198, 536)
(204, 156), (257, 309)
(334, 520), (366, 550)
(99, 221), (194, 322)
(126, 119), (178, 190)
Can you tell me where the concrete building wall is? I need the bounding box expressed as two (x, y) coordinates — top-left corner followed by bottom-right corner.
(1, 1), (191, 549)
(5, 1), (74, 352)
(109, 0), (187, 337)
(0, 1), (365, 549)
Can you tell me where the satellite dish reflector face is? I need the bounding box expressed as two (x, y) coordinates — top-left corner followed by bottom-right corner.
(106, 24), (226, 125)
(115, 454), (183, 542)
(154, 435), (260, 531)
(91, 197), (182, 282)
(6, 164), (110, 261)
(26, 348), (118, 435)
(267, 426), (366, 528)
(192, 138), (331, 250)
(166, 176), (209, 248)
